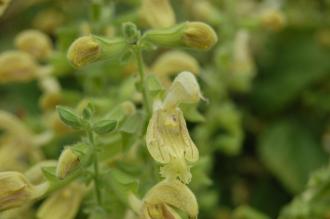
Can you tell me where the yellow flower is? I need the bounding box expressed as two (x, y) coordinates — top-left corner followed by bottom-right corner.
(142, 180), (198, 219)
(37, 182), (86, 219)
(15, 30), (53, 60)
(146, 72), (202, 183)
(151, 50), (200, 86)
(0, 51), (39, 83)
(0, 171), (48, 211)
(139, 0), (176, 28)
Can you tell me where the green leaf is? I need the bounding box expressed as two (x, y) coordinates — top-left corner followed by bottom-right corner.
(106, 168), (138, 204)
(146, 74), (164, 92)
(42, 166), (59, 184)
(56, 105), (82, 129)
(119, 112), (144, 134)
(258, 119), (328, 193)
(250, 31), (330, 113)
(93, 119), (117, 134)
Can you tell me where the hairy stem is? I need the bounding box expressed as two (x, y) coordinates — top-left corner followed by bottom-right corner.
(88, 130), (102, 205)
(133, 46), (152, 118)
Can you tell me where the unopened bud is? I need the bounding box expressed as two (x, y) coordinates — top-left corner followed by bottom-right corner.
(0, 0), (11, 16)
(260, 8), (286, 31)
(67, 35), (127, 68)
(151, 51), (200, 86)
(139, 0), (176, 28)
(144, 22), (217, 50)
(163, 71), (203, 109)
(0, 51), (39, 83)
(56, 147), (80, 179)
(0, 171), (48, 211)
(143, 180), (198, 219)
(37, 182), (86, 219)
(15, 30), (53, 60)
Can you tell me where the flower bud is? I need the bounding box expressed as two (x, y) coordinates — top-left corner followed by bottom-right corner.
(0, 51), (39, 83)
(144, 22), (218, 50)
(259, 8), (286, 32)
(163, 71), (203, 109)
(37, 182), (86, 219)
(67, 35), (127, 68)
(139, 0), (176, 28)
(67, 36), (101, 68)
(15, 30), (53, 60)
(0, 0), (11, 16)
(56, 147), (80, 179)
(151, 50), (200, 86)
(0, 171), (48, 211)
(142, 180), (198, 219)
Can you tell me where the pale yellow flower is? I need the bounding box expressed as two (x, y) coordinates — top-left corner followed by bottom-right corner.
(139, 0), (176, 28)
(146, 72), (202, 183)
(141, 179), (198, 219)
(0, 171), (48, 211)
(37, 182), (86, 219)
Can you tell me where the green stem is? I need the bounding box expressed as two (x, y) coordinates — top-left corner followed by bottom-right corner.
(133, 46), (152, 118)
(88, 131), (102, 205)
(45, 168), (83, 196)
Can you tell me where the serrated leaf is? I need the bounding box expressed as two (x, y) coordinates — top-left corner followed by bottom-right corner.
(93, 119), (117, 134)
(56, 105), (82, 129)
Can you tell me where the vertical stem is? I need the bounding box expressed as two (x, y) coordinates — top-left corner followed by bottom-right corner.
(134, 46), (152, 118)
(88, 131), (102, 205)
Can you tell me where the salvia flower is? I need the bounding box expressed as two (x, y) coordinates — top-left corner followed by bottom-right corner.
(139, 0), (176, 28)
(15, 30), (53, 60)
(146, 72), (202, 183)
(144, 22), (218, 50)
(37, 182), (86, 219)
(151, 50), (200, 86)
(56, 147), (80, 179)
(0, 171), (48, 211)
(141, 179), (198, 219)
(0, 51), (39, 83)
